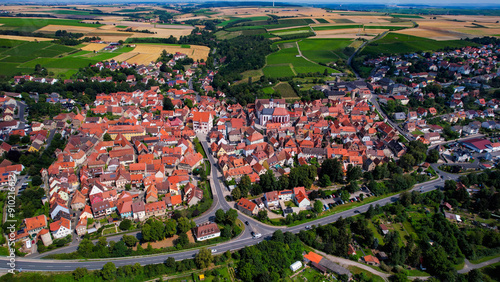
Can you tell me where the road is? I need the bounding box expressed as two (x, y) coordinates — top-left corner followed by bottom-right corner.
(45, 129), (56, 148)
(370, 94), (414, 142)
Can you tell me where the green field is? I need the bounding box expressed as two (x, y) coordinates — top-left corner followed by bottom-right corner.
(39, 10), (95, 16)
(263, 42), (332, 77)
(391, 14), (424, 19)
(274, 82), (298, 98)
(116, 25), (128, 28)
(304, 19), (315, 24)
(298, 38), (352, 63)
(263, 65), (295, 78)
(361, 32), (478, 55)
(217, 16), (269, 27)
(316, 18), (329, 23)
(226, 25), (267, 31)
(0, 17), (103, 33)
(312, 24), (363, 31)
(0, 39), (137, 78)
(271, 27), (312, 36)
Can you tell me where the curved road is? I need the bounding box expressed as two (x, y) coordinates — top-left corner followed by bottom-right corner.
(0, 134), (482, 273)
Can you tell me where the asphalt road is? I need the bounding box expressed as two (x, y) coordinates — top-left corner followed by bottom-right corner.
(370, 95), (414, 142)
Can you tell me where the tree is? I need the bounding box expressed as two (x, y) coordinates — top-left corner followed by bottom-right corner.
(399, 191), (412, 207)
(319, 174), (331, 187)
(215, 209), (225, 224)
(122, 235), (138, 247)
(184, 99), (193, 109)
(73, 267), (88, 280)
(314, 200), (324, 213)
(163, 96), (174, 110)
(103, 133), (112, 141)
(231, 187), (241, 200)
(176, 232), (189, 246)
(320, 158), (344, 183)
(119, 219), (132, 231)
(164, 220), (177, 237)
(257, 209), (268, 221)
(32, 175), (43, 186)
(426, 149), (440, 163)
(177, 217), (194, 234)
(225, 209), (238, 225)
(346, 164), (362, 182)
(101, 262), (116, 280)
(195, 248), (213, 269)
(399, 153), (416, 171)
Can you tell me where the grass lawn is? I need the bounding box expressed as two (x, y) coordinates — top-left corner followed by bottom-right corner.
(348, 266), (385, 282)
(293, 267), (327, 281)
(274, 82), (298, 98)
(194, 138), (207, 158)
(406, 269), (431, 276)
(361, 32), (478, 56)
(262, 87), (275, 94)
(411, 130), (424, 135)
(0, 246), (9, 256)
(391, 223), (409, 245)
(367, 221), (385, 245)
(102, 227), (116, 235)
(470, 253), (500, 264)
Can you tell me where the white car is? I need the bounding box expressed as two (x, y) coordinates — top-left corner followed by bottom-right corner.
(211, 249), (217, 253)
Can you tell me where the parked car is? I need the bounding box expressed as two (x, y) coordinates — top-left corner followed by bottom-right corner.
(245, 221), (249, 226)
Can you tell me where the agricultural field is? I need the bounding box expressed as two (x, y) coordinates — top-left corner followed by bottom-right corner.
(80, 43), (107, 51)
(0, 35), (53, 42)
(270, 27), (312, 37)
(298, 38), (353, 63)
(0, 17), (103, 33)
(111, 44), (210, 65)
(361, 32), (478, 56)
(316, 18), (330, 23)
(312, 24), (363, 31)
(263, 42), (333, 78)
(274, 82), (298, 99)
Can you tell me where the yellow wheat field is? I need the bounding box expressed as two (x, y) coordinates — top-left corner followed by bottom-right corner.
(112, 52), (139, 62)
(111, 44), (210, 65)
(80, 43), (108, 51)
(393, 28), (467, 40)
(0, 35), (53, 41)
(36, 24), (98, 33)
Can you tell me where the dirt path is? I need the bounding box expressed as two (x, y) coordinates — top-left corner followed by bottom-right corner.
(295, 41), (319, 65)
(313, 249), (390, 281)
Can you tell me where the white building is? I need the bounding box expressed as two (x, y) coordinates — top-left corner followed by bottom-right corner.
(290, 261), (302, 272)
